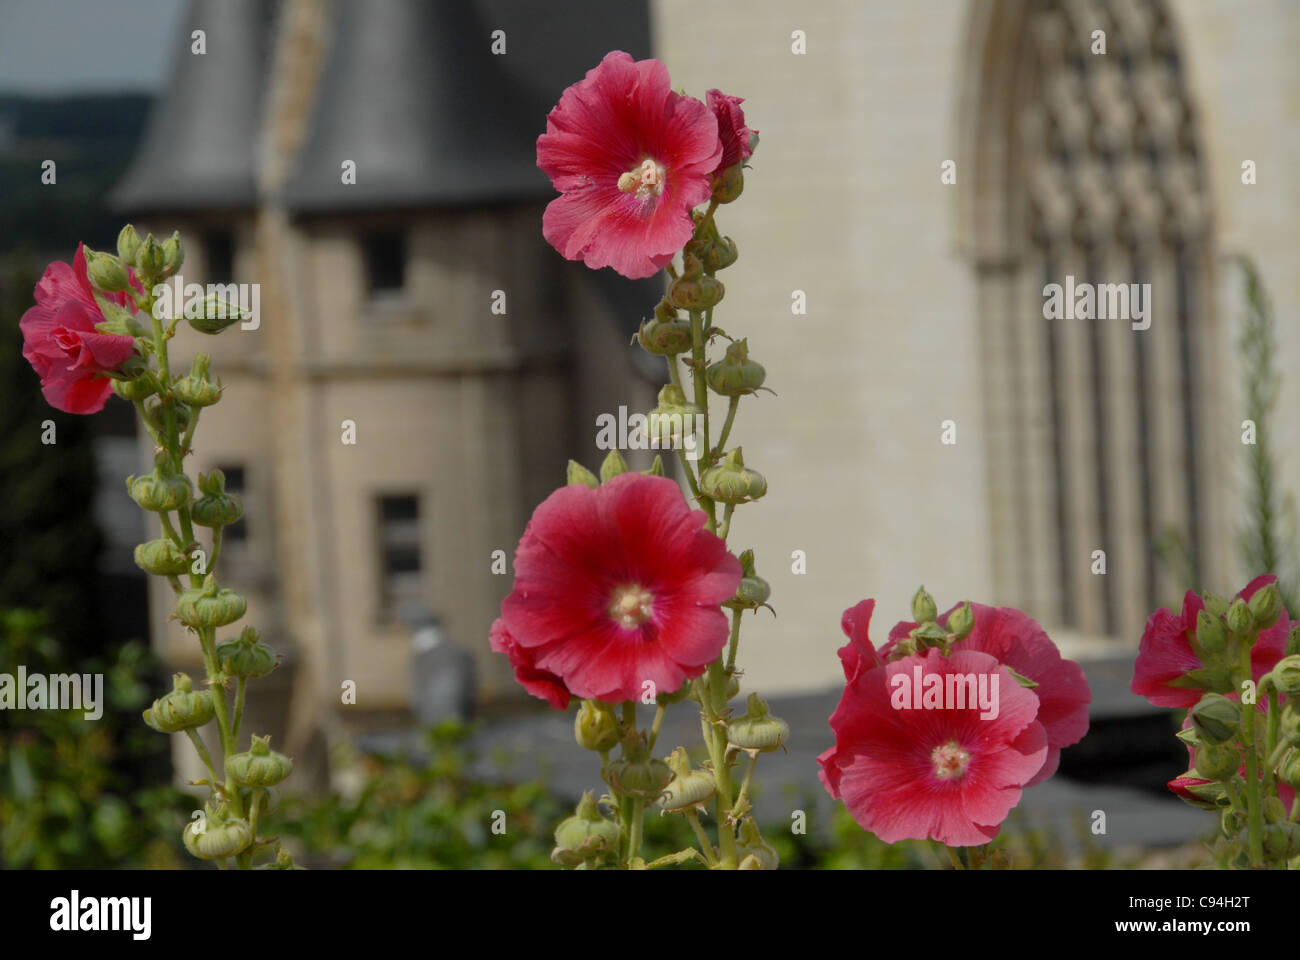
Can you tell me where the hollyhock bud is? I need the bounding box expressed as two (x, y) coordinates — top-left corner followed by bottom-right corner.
(657, 747), (715, 813)
(710, 163), (744, 204)
(599, 448), (629, 483)
(1194, 741), (1241, 781)
(700, 447), (767, 503)
(111, 375), (158, 402)
(566, 459), (599, 488)
(191, 469), (244, 528)
(911, 586), (938, 625)
(574, 700), (620, 753)
(646, 384), (703, 449)
(725, 549), (771, 611)
(187, 293), (248, 334)
(1263, 821), (1300, 860)
(668, 273), (724, 312)
(608, 732), (672, 800)
(736, 818), (778, 870)
(1268, 655), (1300, 698)
(175, 574), (247, 629)
(1277, 750), (1300, 788)
(133, 537), (193, 576)
(668, 254), (724, 311)
(84, 250), (131, 293)
(1249, 582), (1283, 629)
(1226, 598), (1254, 636)
(143, 397), (193, 435)
(1283, 703), (1300, 746)
(117, 224), (142, 266)
(143, 672), (214, 733)
(127, 455), (193, 512)
(1203, 592), (1229, 618)
(216, 627), (279, 679)
(644, 454), (665, 477)
(183, 800), (251, 860)
(636, 303), (694, 356)
(947, 601), (975, 640)
(551, 791), (619, 866)
(226, 734), (293, 787)
(1190, 693), (1241, 744)
(1288, 624), (1300, 657)
(160, 231), (184, 279)
(1168, 773), (1226, 811)
(138, 234), (165, 279)
(706, 338), (765, 396)
(704, 235), (738, 273)
(726, 693), (789, 755)
(1196, 609), (1227, 656)
(173, 353), (223, 408)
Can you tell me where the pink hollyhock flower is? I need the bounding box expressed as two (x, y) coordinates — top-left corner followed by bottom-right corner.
(817, 598), (883, 798)
(1132, 575), (1290, 709)
(884, 604), (1091, 785)
(489, 618), (570, 710)
(822, 646), (1048, 846)
(536, 51), (722, 280)
(20, 244), (137, 415)
(499, 472), (741, 703)
(705, 89), (756, 174)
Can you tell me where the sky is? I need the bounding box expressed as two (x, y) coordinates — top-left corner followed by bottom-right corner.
(0, 0), (183, 93)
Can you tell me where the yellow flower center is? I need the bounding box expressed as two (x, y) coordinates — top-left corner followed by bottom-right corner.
(931, 740), (971, 780)
(617, 158), (666, 200)
(608, 584), (655, 630)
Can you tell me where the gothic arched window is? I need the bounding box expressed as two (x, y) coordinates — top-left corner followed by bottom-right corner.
(960, 0), (1223, 645)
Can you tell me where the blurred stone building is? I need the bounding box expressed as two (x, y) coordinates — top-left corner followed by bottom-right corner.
(112, 0), (1300, 788)
(112, 0), (660, 782)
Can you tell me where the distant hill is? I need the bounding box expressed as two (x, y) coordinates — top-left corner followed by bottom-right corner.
(0, 94), (150, 257)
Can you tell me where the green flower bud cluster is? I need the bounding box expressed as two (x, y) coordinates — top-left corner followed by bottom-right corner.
(226, 735), (293, 788)
(215, 627), (279, 679)
(173, 353), (223, 408)
(191, 469), (243, 528)
(551, 791), (620, 868)
(183, 799), (251, 861)
(175, 574), (247, 629)
(127, 454), (193, 512)
(143, 673), (213, 733)
(118, 225), (183, 283)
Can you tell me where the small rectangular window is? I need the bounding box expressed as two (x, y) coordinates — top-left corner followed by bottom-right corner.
(377, 494), (422, 619)
(364, 230), (407, 296)
(216, 464), (247, 543)
(205, 230), (235, 285)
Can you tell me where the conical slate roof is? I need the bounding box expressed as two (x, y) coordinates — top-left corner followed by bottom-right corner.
(111, 0), (278, 213)
(281, 0), (550, 212)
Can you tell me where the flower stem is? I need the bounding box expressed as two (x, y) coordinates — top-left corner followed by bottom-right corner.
(685, 810), (717, 867)
(648, 702), (667, 752)
(233, 676), (247, 743)
(184, 728), (219, 785)
(712, 396), (739, 460)
(726, 608), (743, 672)
(730, 752), (758, 819)
(1239, 642), (1264, 866)
(1265, 687), (1280, 794)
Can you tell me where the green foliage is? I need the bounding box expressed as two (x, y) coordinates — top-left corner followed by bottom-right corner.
(1235, 255), (1297, 612)
(0, 610), (189, 868)
(274, 724), (1125, 869)
(276, 721), (567, 869)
